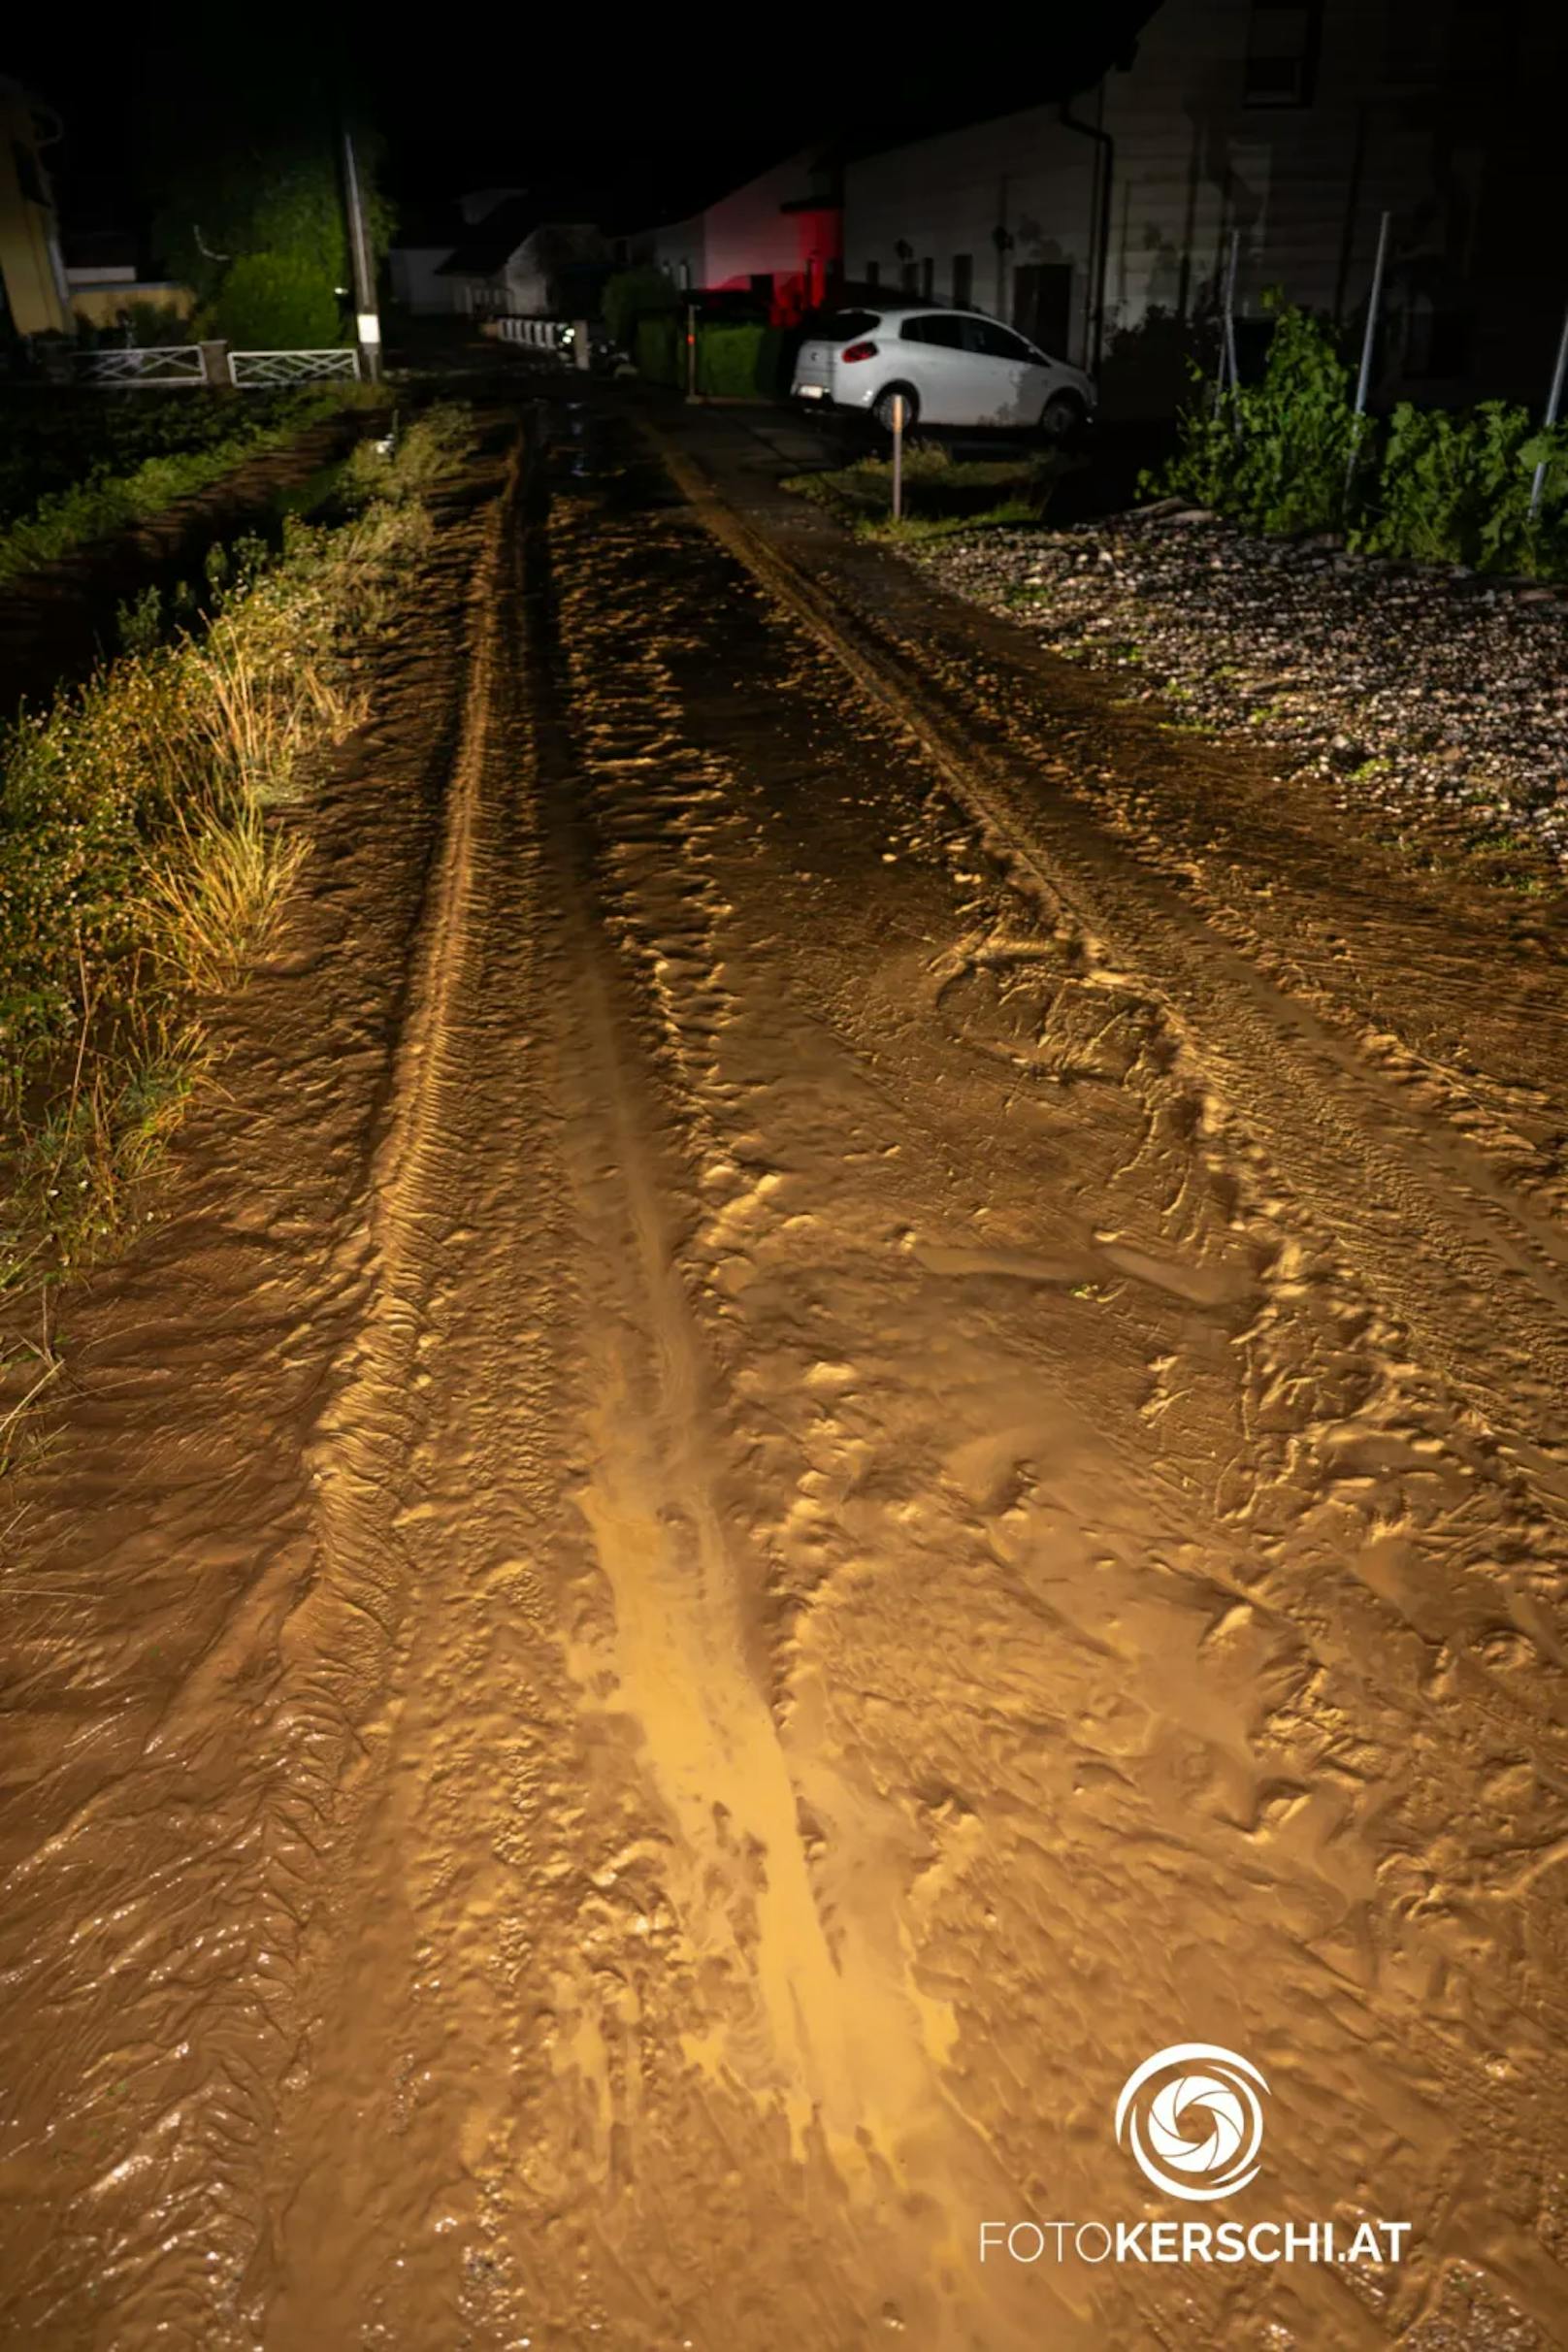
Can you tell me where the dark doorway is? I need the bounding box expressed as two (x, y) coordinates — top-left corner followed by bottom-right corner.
(1012, 260), (1073, 356)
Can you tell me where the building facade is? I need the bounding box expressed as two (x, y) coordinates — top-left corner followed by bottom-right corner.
(0, 78), (70, 339)
(843, 0), (1560, 415)
(625, 150), (842, 326)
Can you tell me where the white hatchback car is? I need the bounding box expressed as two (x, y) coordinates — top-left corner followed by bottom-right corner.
(792, 304), (1096, 437)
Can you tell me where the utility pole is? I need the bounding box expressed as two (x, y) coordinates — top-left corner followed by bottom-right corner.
(343, 126), (381, 382)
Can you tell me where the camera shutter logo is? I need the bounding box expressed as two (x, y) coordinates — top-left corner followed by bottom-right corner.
(1115, 2043), (1269, 2202)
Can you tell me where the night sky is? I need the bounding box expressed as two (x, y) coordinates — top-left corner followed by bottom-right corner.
(12, 5), (1160, 252)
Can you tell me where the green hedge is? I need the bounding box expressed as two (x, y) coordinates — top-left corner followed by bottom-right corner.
(631, 319), (786, 401)
(635, 314), (680, 387)
(1145, 298), (1568, 576)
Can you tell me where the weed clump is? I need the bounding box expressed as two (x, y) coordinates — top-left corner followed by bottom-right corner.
(0, 404), (474, 1301)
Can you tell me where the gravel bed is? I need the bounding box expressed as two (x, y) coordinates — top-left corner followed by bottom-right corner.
(911, 500), (1568, 870)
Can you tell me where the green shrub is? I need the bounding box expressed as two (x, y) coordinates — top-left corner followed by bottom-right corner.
(120, 300), (193, 348)
(603, 266), (679, 351)
(1144, 300), (1357, 535)
(635, 313), (681, 387)
(202, 251), (343, 352)
(697, 324), (765, 398)
(1352, 400), (1568, 573)
(1144, 298), (1568, 576)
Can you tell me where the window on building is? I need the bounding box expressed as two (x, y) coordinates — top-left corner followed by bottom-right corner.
(952, 253), (973, 307)
(866, 259), (880, 286)
(1244, 0), (1322, 106)
(920, 256), (934, 298)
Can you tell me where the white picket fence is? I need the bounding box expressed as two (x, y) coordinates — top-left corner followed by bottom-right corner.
(71, 345), (206, 387)
(228, 348), (362, 387)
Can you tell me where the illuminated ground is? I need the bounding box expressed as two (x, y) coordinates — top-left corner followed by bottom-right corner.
(2, 400), (1566, 2348)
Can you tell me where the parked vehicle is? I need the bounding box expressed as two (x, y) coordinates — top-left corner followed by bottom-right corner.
(792, 303), (1096, 437)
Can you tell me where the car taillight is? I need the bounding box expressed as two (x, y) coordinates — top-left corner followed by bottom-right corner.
(840, 340), (878, 363)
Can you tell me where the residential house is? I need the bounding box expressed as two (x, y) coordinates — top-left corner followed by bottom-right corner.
(388, 201), (467, 316)
(623, 148), (842, 326)
(842, 0), (1568, 415)
(433, 193), (611, 318)
(60, 229), (194, 334)
(0, 77), (70, 338)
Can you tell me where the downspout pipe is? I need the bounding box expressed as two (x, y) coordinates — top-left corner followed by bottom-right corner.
(1059, 94), (1113, 377)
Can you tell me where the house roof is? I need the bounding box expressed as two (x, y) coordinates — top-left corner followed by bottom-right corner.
(434, 195), (539, 278)
(434, 195), (609, 278)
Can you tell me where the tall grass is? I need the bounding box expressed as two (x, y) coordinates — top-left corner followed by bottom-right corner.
(0, 404), (474, 1304)
(0, 386), (386, 583)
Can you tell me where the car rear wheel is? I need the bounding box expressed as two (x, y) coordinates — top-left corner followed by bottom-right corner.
(1040, 391), (1086, 440)
(872, 385), (920, 436)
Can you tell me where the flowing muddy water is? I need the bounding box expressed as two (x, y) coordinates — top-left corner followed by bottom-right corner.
(2, 403), (1567, 2349)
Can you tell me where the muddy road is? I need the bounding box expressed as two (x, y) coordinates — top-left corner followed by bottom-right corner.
(3, 400), (1568, 2349)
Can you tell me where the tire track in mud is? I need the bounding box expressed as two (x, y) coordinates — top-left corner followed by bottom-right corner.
(650, 431), (1568, 1486)
(592, 431), (1568, 2345)
(0, 450), (526, 2348)
(516, 441), (1094, 2349)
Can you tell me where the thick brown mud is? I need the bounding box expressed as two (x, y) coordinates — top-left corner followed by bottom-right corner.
(2, 403), (1567, 2349)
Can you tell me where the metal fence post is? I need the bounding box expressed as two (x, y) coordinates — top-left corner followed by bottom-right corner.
(1352, 209), (1391, 418)
(1528, 293), (1568, 520)
(892, 393), (904, 520)
(1345, 208), (1391, 506)
(1222, 228), (1241, 434)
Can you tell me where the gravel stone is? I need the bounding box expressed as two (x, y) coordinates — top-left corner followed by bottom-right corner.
(910, 508), (1568, 867)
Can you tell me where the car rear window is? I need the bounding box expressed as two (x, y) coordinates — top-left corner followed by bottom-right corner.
(816, 310), (880, 342)
(900, 313), (965, 348)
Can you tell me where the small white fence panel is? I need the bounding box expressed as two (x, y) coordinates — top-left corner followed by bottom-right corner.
(491, 317), (571, 354)
(228, 348), (362, 387)
(73, 345), (206, 387)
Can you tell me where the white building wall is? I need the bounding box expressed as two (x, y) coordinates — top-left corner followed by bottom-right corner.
(846, 111), (1096, 344)
(1097, 0), (1450, 332)
(844, 0), (1462, 408)
(701, 150), (815, 287)
(389, 247), (459, 314)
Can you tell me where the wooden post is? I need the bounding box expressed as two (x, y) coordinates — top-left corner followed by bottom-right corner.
(892, 393), (904, 520)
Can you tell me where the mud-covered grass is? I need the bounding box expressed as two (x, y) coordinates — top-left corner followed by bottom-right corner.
(783, 445), (1061, 542)
(0, 404), (475, 1320)
(0, 384), (386, 583)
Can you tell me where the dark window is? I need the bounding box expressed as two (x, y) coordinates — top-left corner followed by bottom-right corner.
(900, 313), (965, 348)
(1244, 0), (1321, 106)
(920, 256), (934, 298)
(1011, 260), (1072, 356)
(951, 253), (973, 307)
(900, 258), (919, 292)
(964, 316), (1034, 362)
(819, 309), (881, 342)
(866, 258), (880, 286)
(749, 272), (773, 303)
